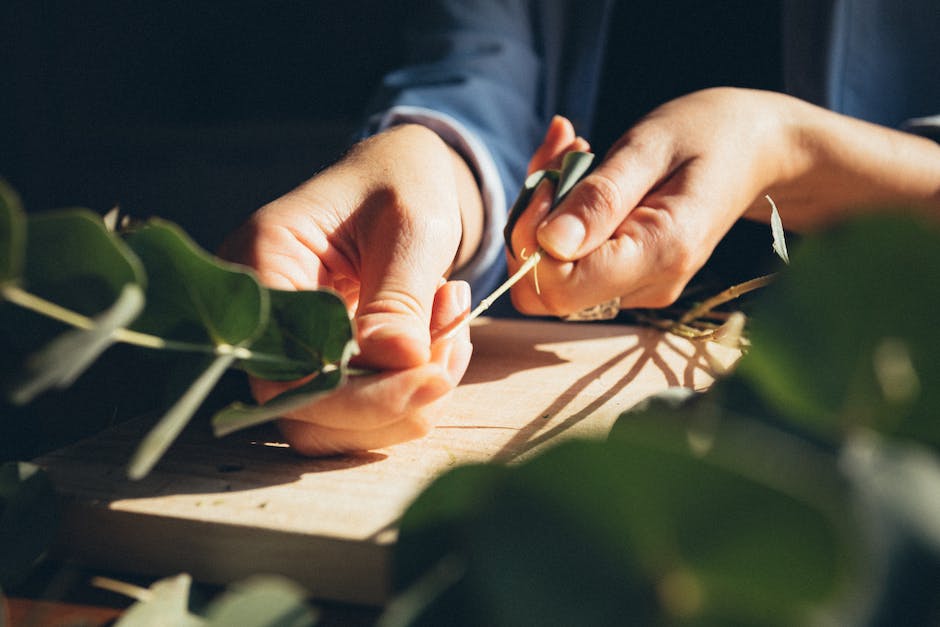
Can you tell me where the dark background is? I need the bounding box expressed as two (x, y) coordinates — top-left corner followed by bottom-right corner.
(1, 1), (783, 459)
(2, 1), (782, 252)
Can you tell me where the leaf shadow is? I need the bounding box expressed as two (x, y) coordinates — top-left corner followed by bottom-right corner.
(38, 420), (388, 500)
(491, 326), (724, 463)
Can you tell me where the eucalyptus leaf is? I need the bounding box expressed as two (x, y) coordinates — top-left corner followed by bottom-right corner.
(553, 150), (595, 201)
(842, 431), (940, 553)
(0, 462), (57, 588)
(240, 288), (355, 381)
(212, 367), (344, 437)
(113, 573), (203, 627)
(24, 209), (145, 316)
(502, 169), (555, 260)
(0, 179), (25, 283)
(8, 284), (145, 404)
(501, 150), (595, 260)
(396, 431), (858, 626)
(767, 195), (790, 264)
(739, 216), (940, 448)
(124, 219), (267, 347)
(203, 575), (317, 627)
(128, 352), (236, 480)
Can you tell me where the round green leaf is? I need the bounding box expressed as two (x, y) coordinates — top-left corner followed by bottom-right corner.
(241, 288), (354, 381)
(124, 219), (267, 346)
(23, 209), (145, 316)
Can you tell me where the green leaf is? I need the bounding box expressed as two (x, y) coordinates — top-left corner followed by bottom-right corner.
(553, 150), (595, 201)
(23, 209), (145, 316)
(396, 423), (858, 626)
(0, 179), (25, 283)
(128, 352), (236, 480)
(240, 288), (355, 381)
(842, 430), (940, 553)
(113, 573), (203, 627)
(502, 169), (555, 259)
(124, 219), (267, 347)
(203, 575), (317, 627)
(767, 195), (789, 264)
(211, 367), (344, 437)
(0, 462), (57, 588)
(8, 284), (145, 404)
(738, 216), (940, 448)
(502, 150), (595, 259)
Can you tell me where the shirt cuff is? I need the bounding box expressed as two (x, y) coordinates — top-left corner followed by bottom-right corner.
(902, 115), (940, 141)
(365, 106), (507, 295)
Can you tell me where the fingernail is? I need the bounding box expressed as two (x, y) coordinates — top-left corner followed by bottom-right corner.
(454, 280), (471, 312)
(538, 214), (586, 259)
(544, 115), (561, 139)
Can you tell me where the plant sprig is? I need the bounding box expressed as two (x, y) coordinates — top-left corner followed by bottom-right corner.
(0, 179), (356, 479)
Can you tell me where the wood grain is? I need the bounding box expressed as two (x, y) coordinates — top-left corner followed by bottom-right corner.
(36, 317), (738, 605)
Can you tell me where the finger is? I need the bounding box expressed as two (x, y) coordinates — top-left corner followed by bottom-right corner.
(253, 280), (472, 434)
(353, 194), (461, 370)
(278, 413), (435, 457)
(429, 280), (473, 385)
(536, 129), (674, 261)
(528, 115), (577, 174)
(507, 178), (556, 276)
(517, 172), (725, 316)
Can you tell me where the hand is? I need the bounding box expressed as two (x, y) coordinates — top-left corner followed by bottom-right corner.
(508, 88), (940, 316)
(220, 124), (481, 455)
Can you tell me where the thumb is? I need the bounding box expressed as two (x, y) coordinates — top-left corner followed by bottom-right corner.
(536, 136), (669, 261)
(354, 207), (458, 371)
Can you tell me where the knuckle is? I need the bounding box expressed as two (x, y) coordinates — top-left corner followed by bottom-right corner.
(644, 286), (684, 309)
(575, 172), (623, 219)
(537, 289), (574, 317)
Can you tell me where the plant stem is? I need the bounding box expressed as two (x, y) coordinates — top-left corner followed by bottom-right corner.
(677, 273), (777, 326)
(0, 283), (299, 366)
(433, 250), (542, 341)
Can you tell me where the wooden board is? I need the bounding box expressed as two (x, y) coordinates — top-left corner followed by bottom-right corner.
(36, 317), (738, 605)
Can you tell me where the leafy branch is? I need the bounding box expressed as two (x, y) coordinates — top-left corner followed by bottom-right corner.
(0, 179), (357, 479)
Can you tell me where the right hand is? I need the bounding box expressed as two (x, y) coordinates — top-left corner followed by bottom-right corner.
(219, 123), (481, 455)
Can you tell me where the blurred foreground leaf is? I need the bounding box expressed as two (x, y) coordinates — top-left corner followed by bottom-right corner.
(203, 575), (317, 627)
(395, 423), (858, 626)
(0, 179), (24, 283)
(0, 462), (57, 588)
(109, 573), (316, 627)
(112, 573), (202, 627)
(8, 284), (144, 404)
(739, 216), (940, 449)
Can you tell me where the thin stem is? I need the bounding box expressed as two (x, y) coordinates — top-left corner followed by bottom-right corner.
(91, 576), (153, 602)
(433, 249), (542, 341)
(1, 283), (303, 366)
(677, 273), (777, 326)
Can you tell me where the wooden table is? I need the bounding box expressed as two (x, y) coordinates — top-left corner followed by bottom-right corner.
(36, 318), (738, 606)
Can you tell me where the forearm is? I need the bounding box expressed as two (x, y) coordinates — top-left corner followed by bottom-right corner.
(753, 94), (940, 230)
